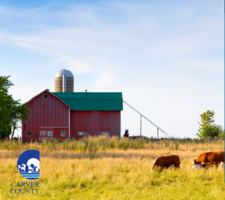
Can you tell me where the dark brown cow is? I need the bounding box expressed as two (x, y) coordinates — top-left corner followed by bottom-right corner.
(152, 155), (181, 170)
(192, 151), (224, 169)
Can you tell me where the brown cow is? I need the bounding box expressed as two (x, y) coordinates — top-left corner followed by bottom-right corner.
(192, 151), (224, 169)
(152, 155), (181, 170)
(193, 151), (224, 164)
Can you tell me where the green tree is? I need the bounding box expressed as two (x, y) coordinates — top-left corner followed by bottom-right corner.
(219, 130), (224, 139)
(0, 76), (13, 138)
(10, 103), (30, 139)
(196, 110), (223, 139)
(0, 76), (30, 139)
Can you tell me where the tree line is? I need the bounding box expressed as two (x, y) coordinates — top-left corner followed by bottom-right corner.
(0, 76), (29, 139)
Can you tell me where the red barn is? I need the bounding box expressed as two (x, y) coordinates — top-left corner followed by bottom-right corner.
(22, 89), (123, 142)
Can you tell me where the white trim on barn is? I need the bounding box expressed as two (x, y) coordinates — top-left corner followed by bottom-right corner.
(26, 89), (70, 109)
(69, 107), (70, 138)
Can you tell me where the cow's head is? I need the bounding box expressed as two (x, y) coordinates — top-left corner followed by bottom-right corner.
(193, 159), (201, 165)
(192, 162), (203, 169)
(151, 165), (162, 172)
(192, 160), (203, 169)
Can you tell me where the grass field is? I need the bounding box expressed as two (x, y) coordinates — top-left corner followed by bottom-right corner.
(0, 137), (224, 200)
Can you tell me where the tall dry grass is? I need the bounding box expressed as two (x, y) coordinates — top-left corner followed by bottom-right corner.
(1, 136), (223, 153)
(0, 137), (224, 200)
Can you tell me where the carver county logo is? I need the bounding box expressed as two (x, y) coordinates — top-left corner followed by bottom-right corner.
(17, 150), (40, 180)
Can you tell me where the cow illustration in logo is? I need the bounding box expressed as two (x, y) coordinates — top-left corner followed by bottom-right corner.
(17, 150), (40, 180)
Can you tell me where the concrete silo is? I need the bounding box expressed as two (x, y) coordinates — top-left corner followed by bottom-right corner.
(55, 69), (74, 92)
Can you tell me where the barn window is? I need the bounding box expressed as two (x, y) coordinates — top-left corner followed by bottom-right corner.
(48, 132), (52, 136)
(44, 94), (48, 98)
(61, 130), (66, 137)
(27, 132), (31, 136)
(78, 132), (89, 136)
(40, 132), (45, 136)
(99, 132), (110, 135)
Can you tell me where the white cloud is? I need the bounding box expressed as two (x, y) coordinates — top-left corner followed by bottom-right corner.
(1, 1), (223, 138)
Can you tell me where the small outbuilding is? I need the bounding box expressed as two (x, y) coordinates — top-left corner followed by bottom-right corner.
(22, 89), (123, 142)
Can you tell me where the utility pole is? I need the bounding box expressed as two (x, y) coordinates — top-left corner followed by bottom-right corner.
(140, 115), (142, 136)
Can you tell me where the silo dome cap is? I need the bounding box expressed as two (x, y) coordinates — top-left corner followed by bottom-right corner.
(55, 69), (74, 78)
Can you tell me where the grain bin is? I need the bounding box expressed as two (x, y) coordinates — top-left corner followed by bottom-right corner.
(55, 69), (74, 92)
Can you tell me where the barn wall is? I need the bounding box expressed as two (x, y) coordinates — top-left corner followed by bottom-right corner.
(70, 111), (92, 138)
(92, 111), (99, 136)
(53, 128), (69, 138)
(99, 111), (120, 136)
(23, 91), (69, 142)
(70, 111), (120, 138)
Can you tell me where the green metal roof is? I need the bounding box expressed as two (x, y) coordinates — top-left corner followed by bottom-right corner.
(51, 92), (123, 111)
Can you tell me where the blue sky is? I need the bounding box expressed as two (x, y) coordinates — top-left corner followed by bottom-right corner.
(0, 0), (223, 138)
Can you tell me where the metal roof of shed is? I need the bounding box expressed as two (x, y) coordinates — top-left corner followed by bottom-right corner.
(51, 92), (123, 111)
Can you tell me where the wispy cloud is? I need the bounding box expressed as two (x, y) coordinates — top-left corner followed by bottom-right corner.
(0, 0), (223, 138)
